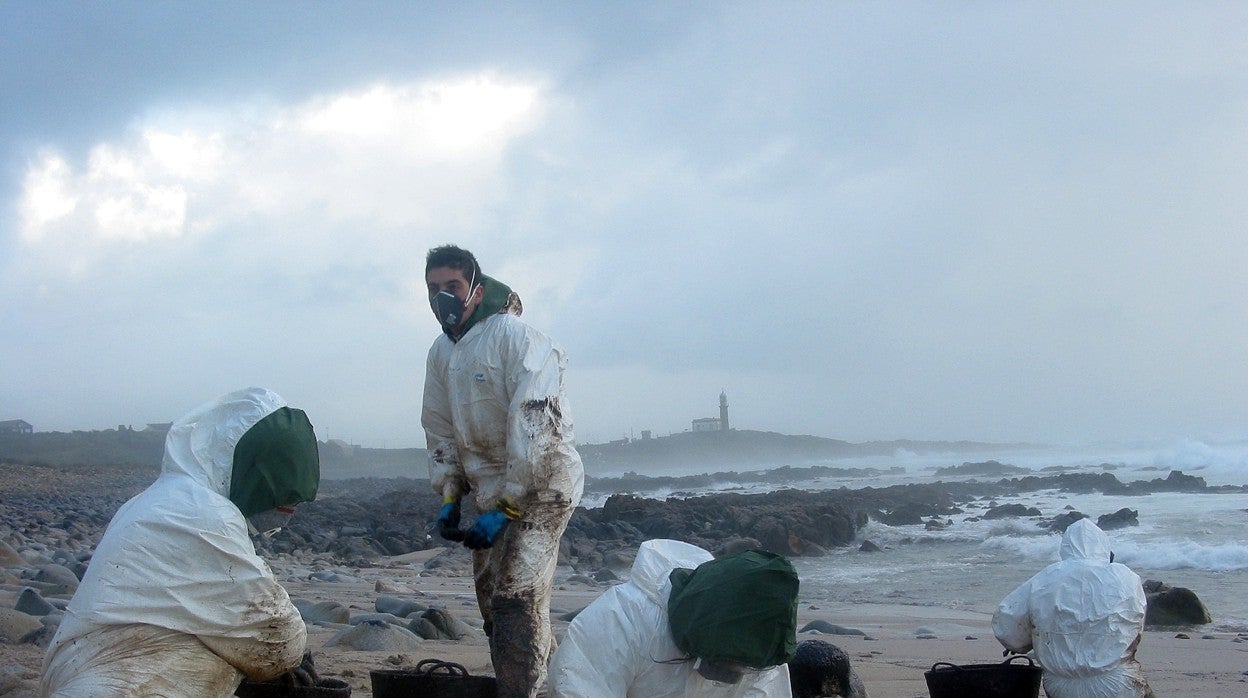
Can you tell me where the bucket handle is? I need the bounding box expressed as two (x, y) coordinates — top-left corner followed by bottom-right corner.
(929, 655), (1036, 672)
(416, 659), (471, 677)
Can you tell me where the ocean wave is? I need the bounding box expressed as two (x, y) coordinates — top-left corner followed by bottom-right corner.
(1115, 540), (1248, 572)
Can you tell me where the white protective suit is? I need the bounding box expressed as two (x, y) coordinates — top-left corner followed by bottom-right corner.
(40, 388), (308, 697)
(549, 539), (793, 698)
(992, 519), (1152, 698)
(423, 295), (584, 698)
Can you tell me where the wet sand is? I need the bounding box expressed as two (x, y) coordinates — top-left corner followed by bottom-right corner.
(3, 549), (1245, 696)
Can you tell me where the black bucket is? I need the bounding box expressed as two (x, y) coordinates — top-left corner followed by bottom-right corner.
(370, 659), (497, 698)
(924, 655), (1042, 698)
(235, 677), (352, 697)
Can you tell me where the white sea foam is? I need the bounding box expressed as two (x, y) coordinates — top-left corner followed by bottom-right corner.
(1115, 540), (1248, 572)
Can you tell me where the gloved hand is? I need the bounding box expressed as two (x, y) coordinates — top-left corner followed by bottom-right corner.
(437, 497), (465, 542)
(463, 509), (511, 549)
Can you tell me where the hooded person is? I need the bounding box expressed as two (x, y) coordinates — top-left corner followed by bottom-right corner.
(40, 387), (320, 698)
(422, 245), (584, 698)
(549, 539), (797, 698)
(992, 518), (1154, 698)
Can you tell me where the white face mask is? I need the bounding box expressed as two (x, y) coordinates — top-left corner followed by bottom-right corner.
(247, 505), (296, 538)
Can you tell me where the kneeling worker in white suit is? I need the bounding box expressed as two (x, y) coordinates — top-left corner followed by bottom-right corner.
(40, 387), (320, 697)
(993, 518), (1155, 698)
(550, 539), (798, 697)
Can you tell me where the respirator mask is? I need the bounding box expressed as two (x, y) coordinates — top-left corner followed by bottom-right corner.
(247, 505), (296, 538)
(431, 269), (478, 329)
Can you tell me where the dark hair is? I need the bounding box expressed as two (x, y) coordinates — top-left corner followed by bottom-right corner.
(425, 244), (482, 281)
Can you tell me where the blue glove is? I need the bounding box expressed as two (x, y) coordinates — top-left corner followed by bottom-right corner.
(436, 499), (464, 541)
(463, 509), (511, 549)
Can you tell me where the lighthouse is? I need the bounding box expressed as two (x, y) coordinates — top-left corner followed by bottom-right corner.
(719, 391), (730, 431)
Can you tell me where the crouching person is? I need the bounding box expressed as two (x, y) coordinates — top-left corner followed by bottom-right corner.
(992, 518), (1155, 698)
(40, 387), (320, 697)
(550, 539), (798, 697)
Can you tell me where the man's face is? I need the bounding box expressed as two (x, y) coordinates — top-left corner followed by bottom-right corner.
(426, 266), (481, 327)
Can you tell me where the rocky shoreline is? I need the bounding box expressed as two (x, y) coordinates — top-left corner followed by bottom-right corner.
(4, 462), (1243, 571)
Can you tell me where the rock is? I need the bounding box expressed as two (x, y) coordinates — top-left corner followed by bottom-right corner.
(1144, 582), (1211, 626)
(714, 538), (763, 557)
(15, 587), (55, 616)
(325, 619), (424, 651)
(1096, 508), (1139, 530)
(374, 579), (412, 594)
(417, 607), (475, 641)
(375, 596), (426, 618)
(349, 613), (405, 626)
(591, 568), (619, 583)
(0, 608), (43, 643)
(1045, 511), (1088, 533)
(983, 504), (1042, 519)
(34, 564), (81, 589)
(934, 460), (1028, 477)
(858, 540), (883, 553)
(800, 620), (866, 636)
(408, 617), (440, 640)
(296, 600), (350, 624)
(788, 639), (868, 698)
(0, 539), (24, 566)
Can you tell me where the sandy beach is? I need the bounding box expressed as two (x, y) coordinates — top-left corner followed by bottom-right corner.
(2, 461), (1246, 696)
(6, 545), (1244, 697)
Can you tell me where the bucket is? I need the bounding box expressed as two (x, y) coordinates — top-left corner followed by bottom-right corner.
(235, 677), (352, 697)
(924, 655), (1042, 698)
(370, 659), (497, 698)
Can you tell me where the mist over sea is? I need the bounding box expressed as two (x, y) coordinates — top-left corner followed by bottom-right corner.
(590, 439), (1248, 631)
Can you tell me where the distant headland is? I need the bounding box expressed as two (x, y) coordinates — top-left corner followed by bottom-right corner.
(0, 423), (1031, 474)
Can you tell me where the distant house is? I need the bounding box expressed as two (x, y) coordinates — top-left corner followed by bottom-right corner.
(0, 419), (33, 435)
(691, 417), (721, 432)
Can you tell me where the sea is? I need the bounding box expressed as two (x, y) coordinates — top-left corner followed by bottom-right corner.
(583, 439), (1248, 633)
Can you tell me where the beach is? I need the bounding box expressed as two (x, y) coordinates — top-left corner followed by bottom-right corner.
(3, 454), (1248, 696)
(4, 545), (1247, 696)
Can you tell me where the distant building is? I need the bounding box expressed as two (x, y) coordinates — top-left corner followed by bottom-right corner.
(691, 417), (721, 432)
(690, 391), (732, 433)
(145, 422), (173, 433)
(0, 419), (33, 435)
(640, 430), (652, 440)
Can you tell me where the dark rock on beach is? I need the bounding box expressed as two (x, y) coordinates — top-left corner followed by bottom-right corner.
(1143, 580), (1212, 627)
(788, 639), (868, 698)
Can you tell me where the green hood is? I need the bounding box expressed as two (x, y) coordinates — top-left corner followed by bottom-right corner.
(667, 549), (799, 669)
(448, 274), (522, 341)
(229, 407), (320, 516)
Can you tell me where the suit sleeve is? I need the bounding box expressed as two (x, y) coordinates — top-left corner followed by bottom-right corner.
(992, 578), (1035, 653)
(498, 323), (584, 508)
(422, 340), (468, 500)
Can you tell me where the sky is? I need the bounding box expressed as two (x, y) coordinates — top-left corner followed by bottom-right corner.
(1, 2), (1245, 449)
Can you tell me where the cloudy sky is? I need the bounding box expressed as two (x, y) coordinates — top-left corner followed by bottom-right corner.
(2, 2), (1245, 448)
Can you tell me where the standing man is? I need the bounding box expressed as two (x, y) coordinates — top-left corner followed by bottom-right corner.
(421, 244), (584, 698)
